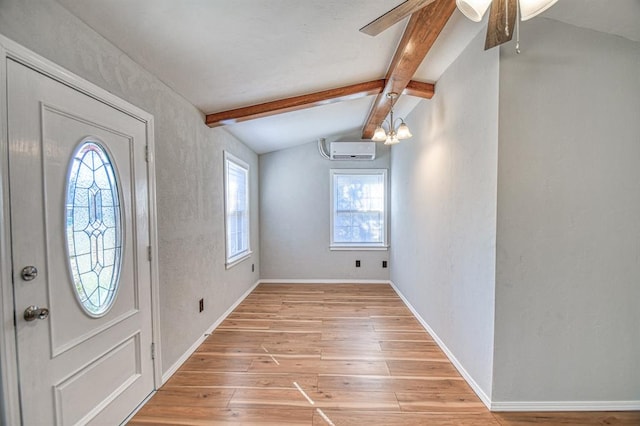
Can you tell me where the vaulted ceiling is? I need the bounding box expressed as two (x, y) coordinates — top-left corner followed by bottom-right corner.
(56, 0), (640, 154)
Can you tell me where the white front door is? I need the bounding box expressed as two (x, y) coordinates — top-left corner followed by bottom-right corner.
(8, 59), (155, 425)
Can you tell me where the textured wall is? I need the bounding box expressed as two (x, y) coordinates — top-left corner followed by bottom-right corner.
(494, 18), (640, 403)
(390, 30), (499, 399)
(260, 141), (390, 280)
(0, 0), (259, 374)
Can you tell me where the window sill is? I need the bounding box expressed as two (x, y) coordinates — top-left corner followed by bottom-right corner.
(330, 245), (389, 251)
(226, 251), (253, 269)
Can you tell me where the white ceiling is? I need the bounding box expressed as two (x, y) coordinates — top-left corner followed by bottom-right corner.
(56, 0), (640, 154)
(543, 0), (640, 43)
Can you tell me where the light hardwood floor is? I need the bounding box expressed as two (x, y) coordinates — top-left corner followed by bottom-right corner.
(129, 284), (640, 425)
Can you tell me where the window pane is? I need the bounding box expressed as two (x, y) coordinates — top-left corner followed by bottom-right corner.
(225, 153), (250, 264)
(332, 171), (386, 245)
(66, 140), (122, 317)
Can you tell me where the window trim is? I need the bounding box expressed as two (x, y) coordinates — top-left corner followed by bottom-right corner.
(330, 168), (388, 250)
(224, 151), (251, 268)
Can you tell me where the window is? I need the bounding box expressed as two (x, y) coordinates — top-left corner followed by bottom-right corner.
(65, 140), (123, 317)
(330, 169), (388, 249)
(224, 152), (251, 267)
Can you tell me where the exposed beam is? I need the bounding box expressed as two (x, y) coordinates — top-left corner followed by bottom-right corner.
(359, 0), (437, 37)
(403, 80), (435, 99)
(361, 0), (456, 139)
(205, 79), (433, 128)
(205, 80), (385, 128)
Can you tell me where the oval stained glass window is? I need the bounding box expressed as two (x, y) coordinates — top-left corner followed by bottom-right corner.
(65, 140), (123, 317)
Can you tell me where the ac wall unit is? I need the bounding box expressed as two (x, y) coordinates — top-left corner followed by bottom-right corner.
(330, 142), (376, 160)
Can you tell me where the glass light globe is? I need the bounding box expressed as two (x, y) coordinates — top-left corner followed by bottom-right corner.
(396, 122), (412, 140)
(372, 126), (387, 142)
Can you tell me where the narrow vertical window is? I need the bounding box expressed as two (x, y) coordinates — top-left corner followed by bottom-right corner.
(224, 152), (251, 267)
(330, 169), (388, 249)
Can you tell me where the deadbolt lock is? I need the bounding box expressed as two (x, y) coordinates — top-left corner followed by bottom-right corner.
(20, 266), (38, 281)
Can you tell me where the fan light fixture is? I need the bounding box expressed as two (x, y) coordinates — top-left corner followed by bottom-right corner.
(456, 0), (558, 22)
(371, 92), (412, 145)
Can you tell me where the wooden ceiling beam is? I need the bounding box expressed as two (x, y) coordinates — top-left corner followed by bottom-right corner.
(204, 78), (434, 128)
(361, 0), (456, 139)
(205, 79), (386, 128)
(403, 80), (435, 99)
(360, 0), (438, 37)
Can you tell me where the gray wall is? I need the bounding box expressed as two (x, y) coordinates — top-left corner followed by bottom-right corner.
(0, 0), (260, 374)
(390, 30), (499, 399)
(4, 0), (638, 409)
(494, 18), (640, 403)
(260, 141), (390, 280)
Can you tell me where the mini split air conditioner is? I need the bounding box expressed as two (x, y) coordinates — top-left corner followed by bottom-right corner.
(330, 142), (376, 160)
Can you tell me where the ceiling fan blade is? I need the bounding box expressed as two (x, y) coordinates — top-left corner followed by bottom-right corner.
(360, 0), (437, 36)
(484, 0), (517, 50)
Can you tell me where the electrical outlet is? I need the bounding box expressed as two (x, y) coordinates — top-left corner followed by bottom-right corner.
(199, 298), (204, 313)
(382, 260), (388, 268)
(355, 260), (361, 267)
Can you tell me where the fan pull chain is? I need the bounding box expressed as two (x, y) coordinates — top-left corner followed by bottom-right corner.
(505, 0), (510, 37)
(515, 0), (521, 54)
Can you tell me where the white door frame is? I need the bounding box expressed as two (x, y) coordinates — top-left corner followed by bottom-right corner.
(0, 35), (162, 425)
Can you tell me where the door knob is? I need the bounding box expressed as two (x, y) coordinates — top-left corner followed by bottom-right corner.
(24, 305), (49, 321)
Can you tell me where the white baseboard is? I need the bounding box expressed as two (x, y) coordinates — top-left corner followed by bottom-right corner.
(160, 280), (260, 384)
(389, 281), (640, 413)
(259, 279), (391, 284)
(160, 330), (208, 385)
(161, 279), (640, 413)
(388, 281), (492, 409)
(491, 400), (640, 412)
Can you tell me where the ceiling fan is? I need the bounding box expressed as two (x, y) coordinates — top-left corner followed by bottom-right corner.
(360, 0), (558, 50)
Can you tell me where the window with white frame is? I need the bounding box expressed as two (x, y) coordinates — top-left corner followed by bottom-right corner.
(224, 152), (251, 266)
(330, 169), (388, 249)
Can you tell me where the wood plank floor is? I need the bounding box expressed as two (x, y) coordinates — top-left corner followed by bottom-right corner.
(129, 284), (640, 425)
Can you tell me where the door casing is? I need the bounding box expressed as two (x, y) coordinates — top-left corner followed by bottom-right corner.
(0, 35), (162, 425)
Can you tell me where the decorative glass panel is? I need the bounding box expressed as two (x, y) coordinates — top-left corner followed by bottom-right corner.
(65, 140), (122, 317)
